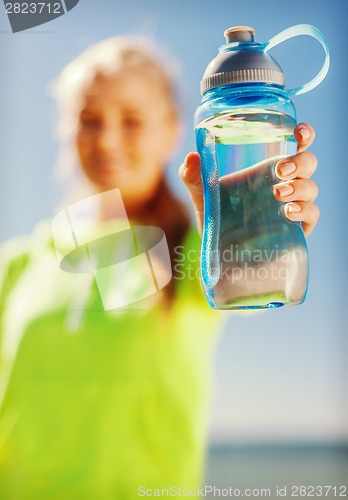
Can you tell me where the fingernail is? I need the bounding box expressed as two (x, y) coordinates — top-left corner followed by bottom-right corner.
(277, 161), (296, 177)
(287, 202), (301, 213)
(298, 127), (310, 141)
(275, 183), (294, 197)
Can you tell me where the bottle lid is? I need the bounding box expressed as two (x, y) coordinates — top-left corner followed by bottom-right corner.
(224, 26), (255, 43)
(201, 26), (285, 95)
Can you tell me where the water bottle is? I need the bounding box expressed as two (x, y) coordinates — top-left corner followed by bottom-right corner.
(195, 24), (330, 310)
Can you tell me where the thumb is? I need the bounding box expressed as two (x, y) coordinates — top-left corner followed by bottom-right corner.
(178, 152), (204, 237)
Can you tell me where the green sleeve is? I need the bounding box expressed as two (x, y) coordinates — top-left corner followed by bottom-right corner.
(0, 236), (32, 363)
(171, 226), (231, 336)
(0, 236), (32, 315)
(172, 226), (206, 302)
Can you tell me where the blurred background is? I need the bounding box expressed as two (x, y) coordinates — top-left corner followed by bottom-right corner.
(0, 0), (347, 495)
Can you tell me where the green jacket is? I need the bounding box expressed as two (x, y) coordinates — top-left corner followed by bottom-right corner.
(0, 221), (221, 499)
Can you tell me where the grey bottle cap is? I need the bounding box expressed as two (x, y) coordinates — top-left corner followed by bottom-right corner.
(201, 26), (285, 95)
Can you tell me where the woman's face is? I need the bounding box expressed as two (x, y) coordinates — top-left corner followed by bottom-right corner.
(75, 71), (179, 205)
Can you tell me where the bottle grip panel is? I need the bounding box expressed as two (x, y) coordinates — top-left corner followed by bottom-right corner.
(196, 128), (221, 288)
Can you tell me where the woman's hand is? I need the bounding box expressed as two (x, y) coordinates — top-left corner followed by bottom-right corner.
(179, 122), (319, 237)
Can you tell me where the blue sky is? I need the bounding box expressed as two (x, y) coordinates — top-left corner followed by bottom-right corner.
(0, 0), (346, 443)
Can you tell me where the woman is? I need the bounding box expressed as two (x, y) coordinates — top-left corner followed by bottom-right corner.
(0, 36), (319, 499)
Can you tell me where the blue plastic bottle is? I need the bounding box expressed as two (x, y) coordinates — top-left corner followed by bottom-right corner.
(195, 25), (330, 310)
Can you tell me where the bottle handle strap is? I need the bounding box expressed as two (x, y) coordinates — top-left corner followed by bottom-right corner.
(261, 24), (330, 96)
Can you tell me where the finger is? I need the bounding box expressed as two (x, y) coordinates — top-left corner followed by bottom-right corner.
(273, 179), (319, 203)
(275, 151), (318, 180)
(178, 152), (204, 236)
(294, 123), (316, 153)
(284, 201), (320, 237)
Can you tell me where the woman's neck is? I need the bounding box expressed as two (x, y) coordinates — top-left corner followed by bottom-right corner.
(96, 182), (163, 224)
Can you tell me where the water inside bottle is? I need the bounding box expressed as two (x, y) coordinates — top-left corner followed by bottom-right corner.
(196, 109), (308, 309)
